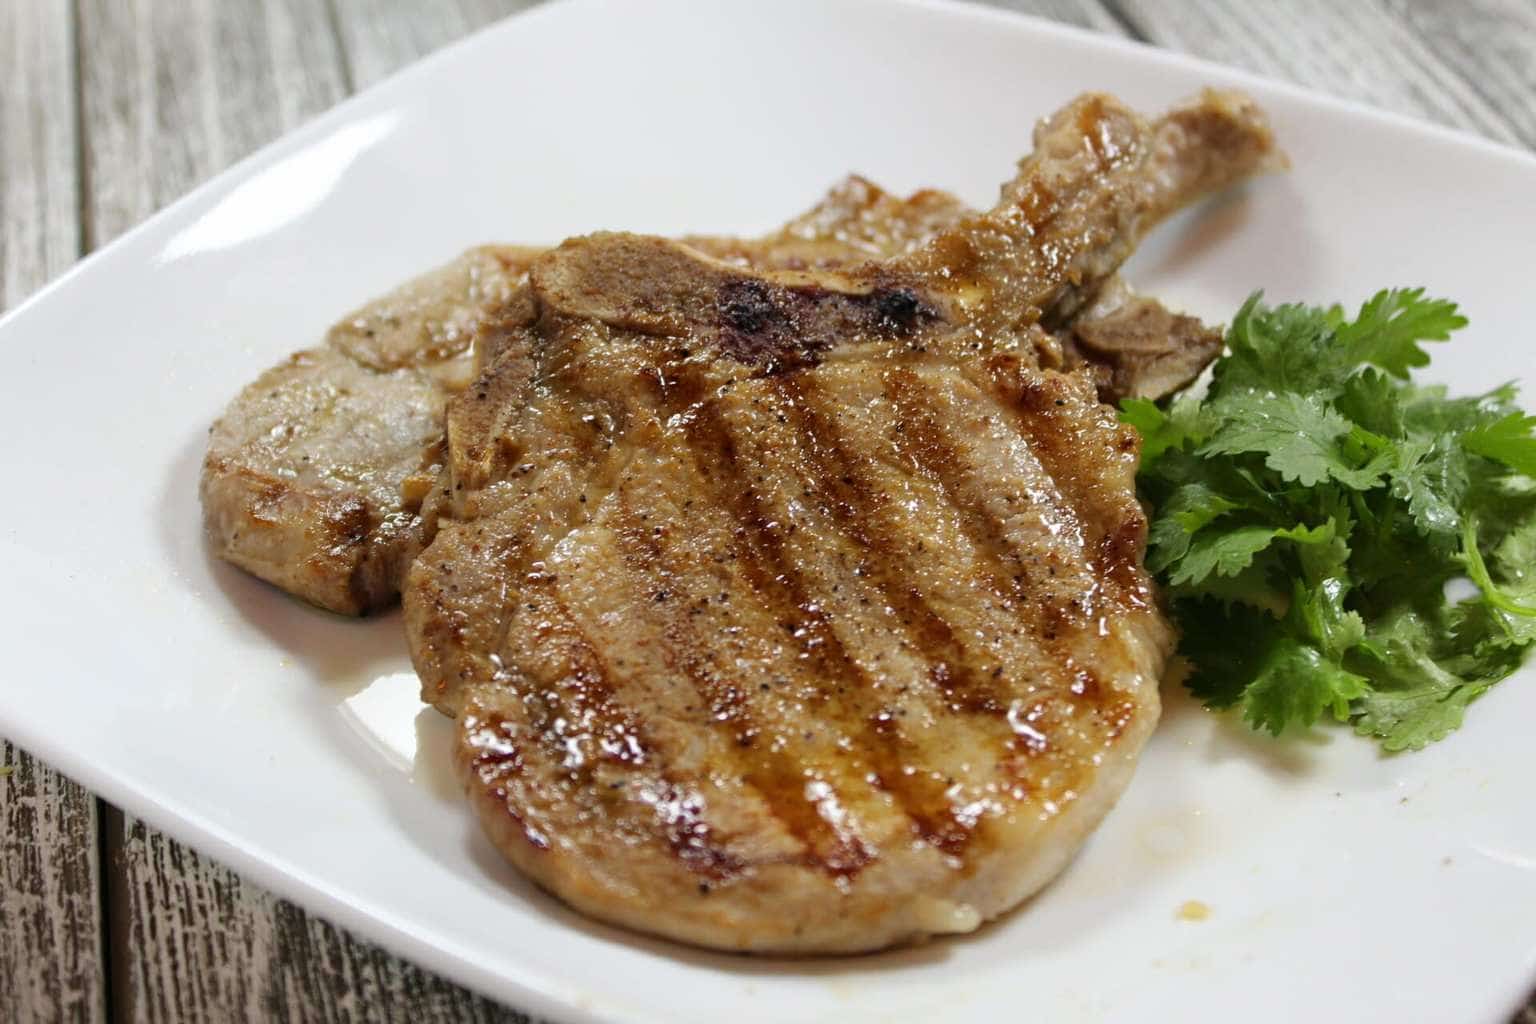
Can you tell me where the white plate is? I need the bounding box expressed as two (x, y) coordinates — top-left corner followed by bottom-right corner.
(2, 0), (1534, 1020)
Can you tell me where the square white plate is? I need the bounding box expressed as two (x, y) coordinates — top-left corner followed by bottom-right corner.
(2, 0), (1534, 1020)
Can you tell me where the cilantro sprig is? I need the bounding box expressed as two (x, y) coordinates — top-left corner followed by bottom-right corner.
(1124, 289), (1536, 751)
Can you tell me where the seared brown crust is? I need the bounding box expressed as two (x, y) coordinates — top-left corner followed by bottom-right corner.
(406, 90), (1282, 952)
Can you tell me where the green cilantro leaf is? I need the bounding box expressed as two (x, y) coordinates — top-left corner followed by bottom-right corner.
(1336, 368), (1405, 438)
(1462, 411), (1536, 477)
(1242, 637), (1369, 736)
(1168, 525), (1280, 587)
(1334, 287), (1466, 378)
(1146, 482), (1241, 573)
(1349, 608), (1486, 752)
(1125, 287), (1535, 753)
(1120, 395), (1203, 465)
(1387, 435), (1468, 545)
(1199, 391), (1386, 488)
(1460, 517), (1536, 619)
(1212, 295), (1339, 396)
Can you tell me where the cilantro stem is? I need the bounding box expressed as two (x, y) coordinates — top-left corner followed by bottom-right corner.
(1460, 517), (1536, 617)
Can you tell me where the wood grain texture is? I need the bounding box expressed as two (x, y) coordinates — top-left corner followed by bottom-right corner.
(113, 820), (527, 1024)
(77, 0), (349, 247)
(1109, 0), (1525, 146)
(976, 0), (1128, 34)
(329, 0), (536, 90)
(0, 0), (80, 308)
(0, 3), (103, 1023)
(0, 751), (102, 1024)
(1383, 0), (1536, 149)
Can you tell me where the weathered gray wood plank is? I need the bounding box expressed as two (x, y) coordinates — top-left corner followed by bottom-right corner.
(78, 0), (350, 248)
(0, 3), (103, 1023)
(0, 750), (103, 1024)
(328, 0), (536, 90)
(975, 0), (1129, 34)
(1383, 0), (1536, 150)
(0, 0), (81, 310)
(114, 820), (527, 1023)
(1109, 0), (1525, 146)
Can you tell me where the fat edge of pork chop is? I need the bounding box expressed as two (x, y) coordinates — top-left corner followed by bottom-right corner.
(406, 90), (1280, 953)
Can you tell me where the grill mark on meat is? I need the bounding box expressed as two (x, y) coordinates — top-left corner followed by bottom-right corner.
(321, 495), (377, 613)
(881, 368), (1043, 585)
(461, 707), (551, 852)
(1094, 517), (1151, 605)
(679, 397), (973, 858)
(791, 371), (1136, 793)
(538, 598), (640, 762)
(680, 402), (847, 701)
(777, 375), (1008, 719)
(398, 91), (1279, 953)
(549, 617), (747, 881)
(631, 779), (748, 883)
(608, 495), (874, 877)
(517, 580), (750, 880)
(462, 603), (584, 856)
(878, 368), (1101, 716)
(984, 355), (1152, 611)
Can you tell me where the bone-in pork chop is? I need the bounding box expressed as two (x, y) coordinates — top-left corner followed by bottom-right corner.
(405, 90), (1280, 952)
(201, 177), (1215, 615)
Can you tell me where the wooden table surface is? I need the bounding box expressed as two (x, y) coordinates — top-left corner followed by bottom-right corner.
(3, 1), (1534, 1020)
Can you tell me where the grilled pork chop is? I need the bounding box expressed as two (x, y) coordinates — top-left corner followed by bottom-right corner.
(201, 180), (1214, 615)
(405, 90), (1279, 953)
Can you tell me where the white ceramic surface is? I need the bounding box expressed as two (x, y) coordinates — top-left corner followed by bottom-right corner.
(2, 1), (1534, 1020)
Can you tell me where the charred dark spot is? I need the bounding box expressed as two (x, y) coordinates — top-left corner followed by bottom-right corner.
(715, 279), (831, 371)
(714, 277), (941, 371)
(719, 279), (776, 333)
(873, 287), (922, 331)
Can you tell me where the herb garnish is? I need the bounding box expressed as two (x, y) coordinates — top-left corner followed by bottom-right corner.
(1124, 289), (1536, 750)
